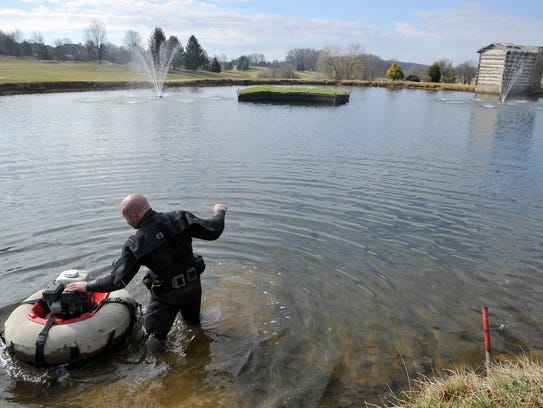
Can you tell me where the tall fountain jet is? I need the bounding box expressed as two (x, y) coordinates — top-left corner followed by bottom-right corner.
(132, 44), (181, 97)
(500, 57), (527, 104)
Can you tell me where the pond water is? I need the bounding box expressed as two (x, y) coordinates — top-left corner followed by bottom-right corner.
(1, 86), (543, 407)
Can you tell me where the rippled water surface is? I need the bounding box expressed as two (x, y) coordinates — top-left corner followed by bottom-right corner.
(1, 86), (543, 407)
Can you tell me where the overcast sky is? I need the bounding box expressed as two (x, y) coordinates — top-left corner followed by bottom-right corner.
(1, 0), (542, 65)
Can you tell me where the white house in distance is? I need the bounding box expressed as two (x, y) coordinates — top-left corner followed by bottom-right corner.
(475, 43), (543, 96)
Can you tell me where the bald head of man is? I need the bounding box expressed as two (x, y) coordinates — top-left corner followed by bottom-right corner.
(119, 193), (151, 228)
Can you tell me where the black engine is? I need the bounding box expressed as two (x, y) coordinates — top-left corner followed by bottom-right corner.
(41, 270), (94, 318)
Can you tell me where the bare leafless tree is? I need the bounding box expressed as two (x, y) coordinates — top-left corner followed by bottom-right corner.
(339, 44), (363, 79)
(84, 19), (107, 64)
(257, 61), (294, 78)
(286, 48), (319, 71)
(30, 31), (44, 59)
(123, 30), (141, 51)
(317, 44), (367, 80)
(248, 53), (266, 66)
(123, 30), (142, 64)
(316, 46), (342, 79)
(456, 61), (478, 84)
(10, 28), (23, 44)
(354, 53), (384, 80)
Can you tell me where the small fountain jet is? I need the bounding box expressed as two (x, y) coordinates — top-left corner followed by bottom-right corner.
(133, 44), (181, 98)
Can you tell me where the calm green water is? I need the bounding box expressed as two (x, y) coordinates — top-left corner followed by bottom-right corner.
(1, 86), (543, 407)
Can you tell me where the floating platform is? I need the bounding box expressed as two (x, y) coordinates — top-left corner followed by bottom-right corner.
(237, 86), (350, 105)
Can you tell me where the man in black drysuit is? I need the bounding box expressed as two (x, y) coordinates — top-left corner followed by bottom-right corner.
(65, 193), (227, 346)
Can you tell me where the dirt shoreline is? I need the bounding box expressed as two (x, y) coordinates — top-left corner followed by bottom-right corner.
(0, 78), (475, 96)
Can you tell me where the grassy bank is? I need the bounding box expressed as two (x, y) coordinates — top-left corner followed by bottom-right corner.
(391, 355), (543, 407)
(0, 57), (475, 95)
(0, 56), (264, 83)
(339, 79), (475, 93)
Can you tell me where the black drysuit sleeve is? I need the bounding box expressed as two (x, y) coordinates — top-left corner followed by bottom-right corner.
(86, 209), (226, 293)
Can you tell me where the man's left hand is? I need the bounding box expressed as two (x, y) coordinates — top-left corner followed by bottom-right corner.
(64, 281), (88, 292)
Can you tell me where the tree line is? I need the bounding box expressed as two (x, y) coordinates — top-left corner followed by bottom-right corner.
(0, 21), (478, 84)
(385, 58), (477, 85)
(0, 22), (214, 72)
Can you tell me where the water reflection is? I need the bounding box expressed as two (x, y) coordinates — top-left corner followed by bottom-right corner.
(1, 87), (543, 406)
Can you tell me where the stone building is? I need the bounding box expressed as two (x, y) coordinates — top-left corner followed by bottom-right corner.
(475, 43), (543, 97)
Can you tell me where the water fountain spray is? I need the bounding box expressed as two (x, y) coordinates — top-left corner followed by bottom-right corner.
(500, 56), (528, 104)
(132, 43), (181, 97)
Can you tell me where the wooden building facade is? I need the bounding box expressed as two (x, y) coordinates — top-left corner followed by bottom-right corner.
(475, 43), (543, 96)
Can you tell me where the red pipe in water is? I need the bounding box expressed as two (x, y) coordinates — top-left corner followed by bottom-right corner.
(482, 306), (491, 372)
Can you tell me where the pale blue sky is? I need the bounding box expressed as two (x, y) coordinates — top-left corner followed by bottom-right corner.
(1, 0), (542, 64)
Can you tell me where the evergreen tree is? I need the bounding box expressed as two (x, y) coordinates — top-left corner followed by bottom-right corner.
(386, 62), (404, 80)
(166, 35), (183, 70)
(237, 55), (250, 71)
(405, 74), (421, 82)
(184, 35), (207, 71)
(427, 63), (441, 83)
(210, 57), (221, 73)
(223, 60), (234, 71)
(148, 27), (166, 67)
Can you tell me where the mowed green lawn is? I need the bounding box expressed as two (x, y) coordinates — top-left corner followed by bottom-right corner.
(0, 56), (269, 84)
(238, 85), (349, 96)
